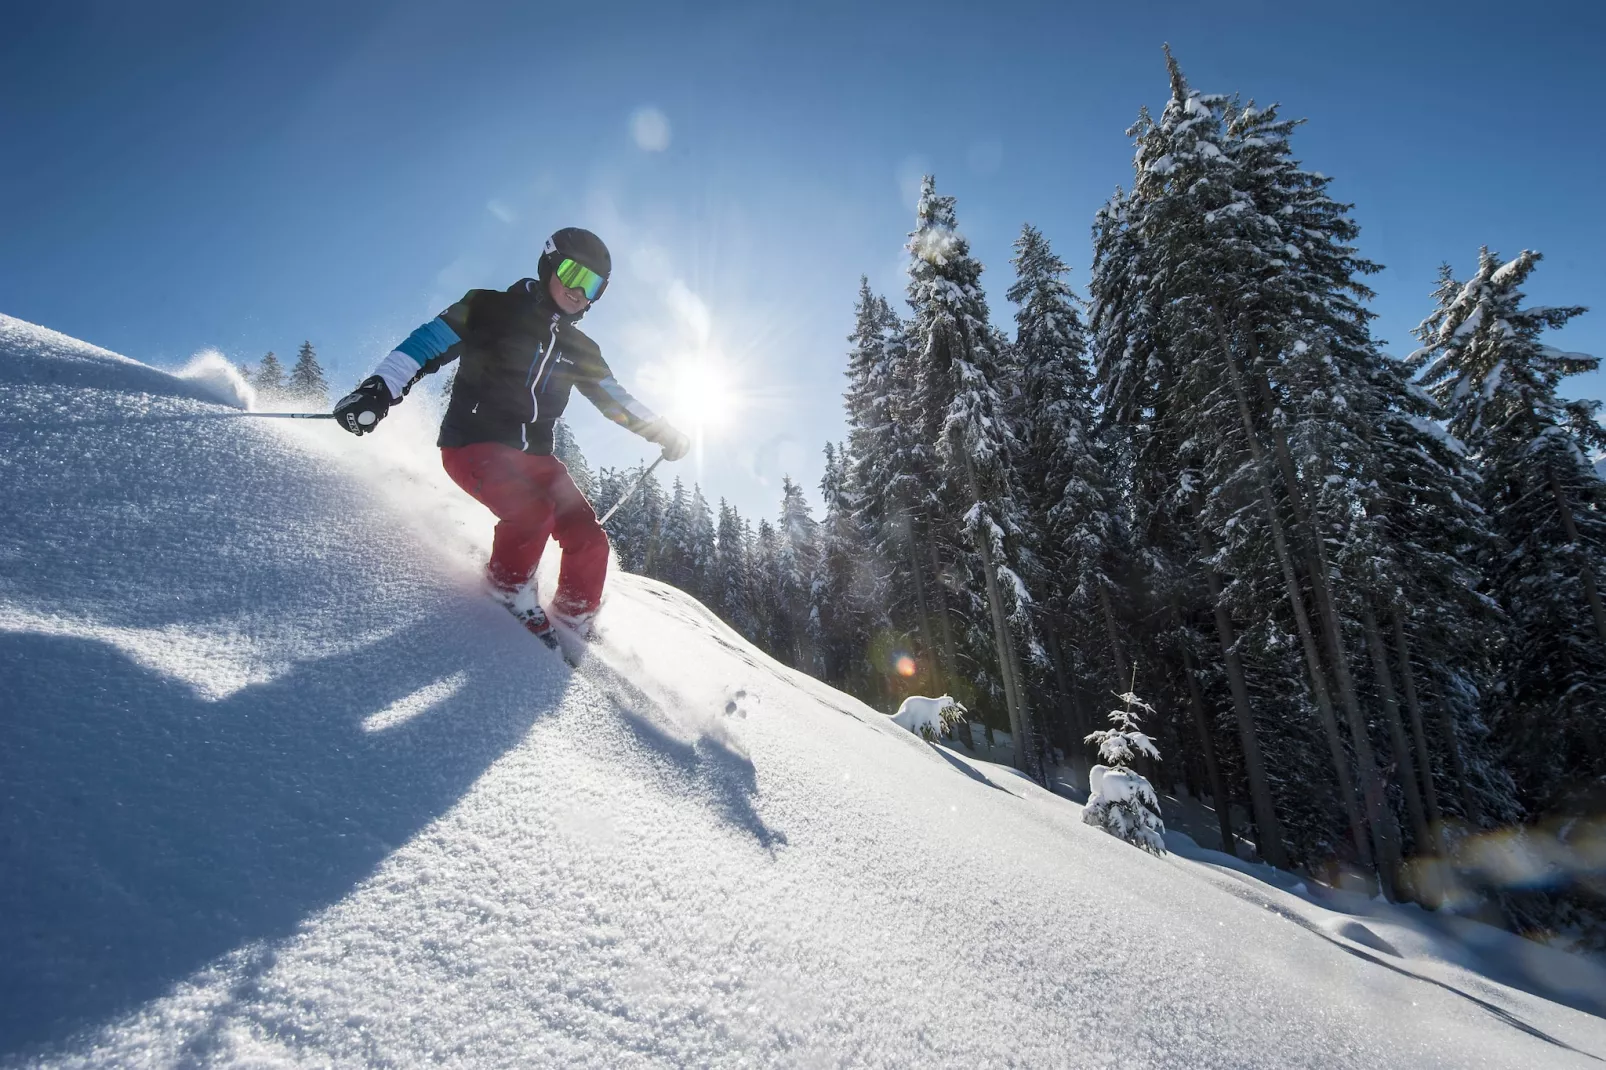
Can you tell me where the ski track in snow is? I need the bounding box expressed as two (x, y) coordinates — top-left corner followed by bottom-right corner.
(2, 312), (1605, 1068)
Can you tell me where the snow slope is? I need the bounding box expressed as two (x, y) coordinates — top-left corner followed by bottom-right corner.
(2, 313), (1604, 1069)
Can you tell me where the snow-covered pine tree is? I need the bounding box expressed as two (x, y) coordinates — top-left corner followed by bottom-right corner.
(749, 519), (788, 658)
(1166, 69), (1396, 882)
(1006, 222), (1247, 840)
(1083, 690), (1167, 854)
(591, 467), (627, 557)
(657, 477), (693, 593)
(1289, 328), (1519, 837)
(1090, 61), (1300, 869)
(1213, 87), (1488, 869)
(1006, 224), (1133, 755)
(776, 475), (819, 670)
(814, 442), (882, 692)
(684, 485), (717, 606)
(1093, 51), (1446, 884)
(1413, 248), (1606, 815)
(714, 499), (757, 639)
(551, 418), (596, 500)
(905, 174), (1041, 780)
(254, 352), (285, 398)
(288, 341), (328, 405)
(844, 278), (942, 686)
(590, 464), (662, 574)
(618, 464), (668, 575)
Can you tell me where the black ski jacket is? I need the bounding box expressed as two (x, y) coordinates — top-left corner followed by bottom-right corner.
(376, 279), (661, 455)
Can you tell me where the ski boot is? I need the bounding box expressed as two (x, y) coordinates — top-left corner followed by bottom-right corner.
(488, 577), (559, 650)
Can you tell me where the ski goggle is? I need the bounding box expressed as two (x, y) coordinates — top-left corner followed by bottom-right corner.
(554, 257), (608, 301)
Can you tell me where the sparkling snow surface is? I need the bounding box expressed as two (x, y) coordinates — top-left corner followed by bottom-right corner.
(2, 314), (1604, 1068)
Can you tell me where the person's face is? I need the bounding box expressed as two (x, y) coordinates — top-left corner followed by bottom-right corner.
(548, 271), (592, 315)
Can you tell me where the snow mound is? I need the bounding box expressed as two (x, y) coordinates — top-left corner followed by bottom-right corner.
(0, 315), (237, 408)
(2, 314), (1605, 1068)
(1083, 764), (1167, 854)
(890, 693), (962, 739)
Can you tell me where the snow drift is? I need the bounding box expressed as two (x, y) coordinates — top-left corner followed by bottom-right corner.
(2, 313), (1604, 1068)
(890, 693), (963, 740)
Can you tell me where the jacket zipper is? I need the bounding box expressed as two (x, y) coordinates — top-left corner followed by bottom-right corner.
(522, 312), (563, 451)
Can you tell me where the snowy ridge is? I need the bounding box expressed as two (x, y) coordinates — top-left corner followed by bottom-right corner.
(2, 313), (1604, 1068)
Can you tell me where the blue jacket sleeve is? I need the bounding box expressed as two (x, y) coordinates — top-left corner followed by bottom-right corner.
(371, 294), (474, 400)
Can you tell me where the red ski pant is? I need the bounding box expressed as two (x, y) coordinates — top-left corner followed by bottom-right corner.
(441, 442), (609, 618)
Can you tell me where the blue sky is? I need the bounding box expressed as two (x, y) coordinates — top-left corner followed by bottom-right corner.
(3, 0), (1601, 522)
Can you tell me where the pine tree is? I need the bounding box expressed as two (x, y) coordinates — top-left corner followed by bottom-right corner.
(750, 519), (788, 658)
(1091, 50), (1375, 873)
(598, 462), (666, 574)
(658, 478), (693, 592)
(815, 442), (882, 692)
(1216, 85), (1489, 867)
(254, 352), (285, 397)
(714, 499), (757, 638)
(1083, 690), (1167, 854)
(844, 278), (940, 687)
(905, 175), (1042, 780)
(685, 485), (717, 605)
(288, 341), (328, 404)
(552, 418), (596, 500)
(1414, 248), (1606, 814)
(776, 475), (819, 670)
(1006, 224), (1133, 753)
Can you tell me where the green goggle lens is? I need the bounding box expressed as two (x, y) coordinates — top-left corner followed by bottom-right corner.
(554, 258), (607, 301)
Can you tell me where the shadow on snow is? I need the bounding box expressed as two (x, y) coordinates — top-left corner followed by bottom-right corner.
(0, 617), (568, 1057)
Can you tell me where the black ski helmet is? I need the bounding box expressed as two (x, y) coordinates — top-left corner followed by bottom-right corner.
(537, 227), (611, 293)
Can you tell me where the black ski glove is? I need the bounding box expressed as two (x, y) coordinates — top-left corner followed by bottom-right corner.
(334, 376), (392, 436)
(644, 420), (691, 462)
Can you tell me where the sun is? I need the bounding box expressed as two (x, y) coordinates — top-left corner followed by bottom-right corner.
(662, 354), (742, 439)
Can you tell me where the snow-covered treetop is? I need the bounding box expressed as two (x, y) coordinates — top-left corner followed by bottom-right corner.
(906, 175), (987, 333)
(1008, 223), (1089, 378)
(904, 174), (1015, 473)
(1412, 247), (1598, 458)
(1084, 690), (1161, 768)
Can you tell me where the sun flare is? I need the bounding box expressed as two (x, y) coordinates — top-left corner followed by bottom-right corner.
(646, 353), (745, 440)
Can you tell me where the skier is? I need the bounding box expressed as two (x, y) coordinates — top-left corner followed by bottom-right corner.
(332, 227), (690, 644)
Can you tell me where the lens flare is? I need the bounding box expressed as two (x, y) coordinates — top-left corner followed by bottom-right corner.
(670, 358), (735, 435)
(895, 655), (917, 678)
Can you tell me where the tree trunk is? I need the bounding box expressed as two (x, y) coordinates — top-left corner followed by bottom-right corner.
(1098, 585), (1130, 692)
(1548, 467), (1606, 650)
(1194, 516), (1288, 869)
(1211, 309), (1387, 885)
(1361, 604), (1431, 854)
(1307, 572), (1400, 885)
(1392, 608), (1472, 823)
(1202, 432), (1372, 866)
(1246, 341), (1405, 868)
(1176, 614), (1239, 858)
(1247, 349), (1420, 831)
(964, 454), (1037, 780)
(1042, 623), (1083, 751)
(929, 534), (962, 686)
(902, 510), (939, 686)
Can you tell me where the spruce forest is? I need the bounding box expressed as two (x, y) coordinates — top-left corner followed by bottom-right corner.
(569, 52), (1605, 946)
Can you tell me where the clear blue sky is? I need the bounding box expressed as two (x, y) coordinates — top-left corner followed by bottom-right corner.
(3, 0), (1601, 522)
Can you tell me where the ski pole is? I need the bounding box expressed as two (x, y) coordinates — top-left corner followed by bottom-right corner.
(219, 411), (337, 419)
(598, 454), (666, 527)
